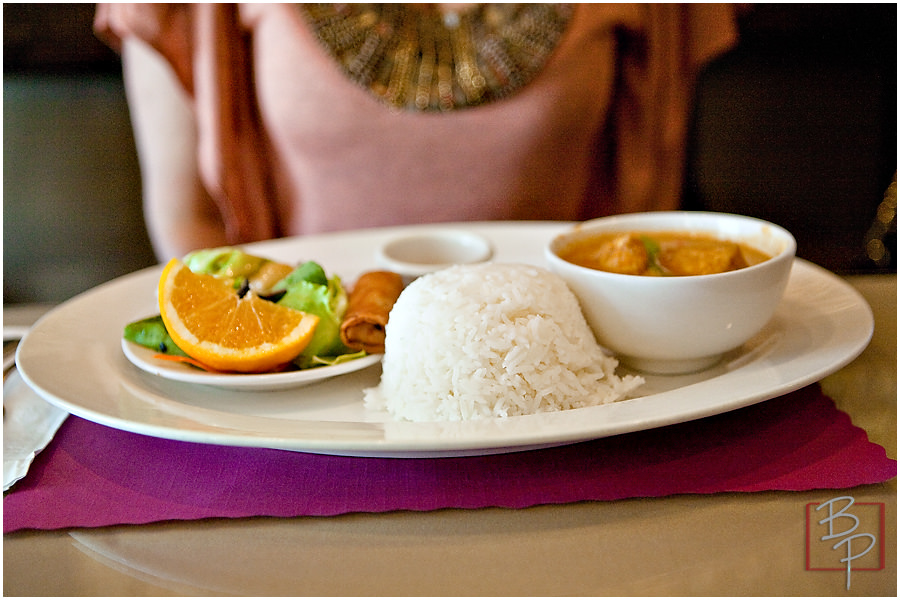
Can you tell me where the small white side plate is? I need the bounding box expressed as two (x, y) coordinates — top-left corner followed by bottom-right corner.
(122, 340), (382, 392)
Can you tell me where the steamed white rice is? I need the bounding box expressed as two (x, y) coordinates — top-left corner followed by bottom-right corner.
(363, 263), (643, 422)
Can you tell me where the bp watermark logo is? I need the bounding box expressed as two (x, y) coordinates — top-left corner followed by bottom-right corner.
(806, 496), (885, 590)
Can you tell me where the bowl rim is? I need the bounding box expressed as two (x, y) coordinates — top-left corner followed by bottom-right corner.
(546, 211), (797, 281)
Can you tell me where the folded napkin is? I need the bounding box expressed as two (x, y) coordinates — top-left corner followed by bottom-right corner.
(4, 384), (895, 533)
(3, 371), (69, 492)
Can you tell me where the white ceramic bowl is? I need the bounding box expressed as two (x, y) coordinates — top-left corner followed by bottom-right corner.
(376, 229), (493, 284)
(545, 212), (797, 374)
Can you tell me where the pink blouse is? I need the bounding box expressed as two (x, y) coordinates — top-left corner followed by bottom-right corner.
(96, 3), (738, 245)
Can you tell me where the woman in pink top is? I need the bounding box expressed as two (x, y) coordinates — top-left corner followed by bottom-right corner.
(95, 4), (738, 260)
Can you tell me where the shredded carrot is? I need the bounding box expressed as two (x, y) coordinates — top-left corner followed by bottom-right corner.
(152, 353), (222, 373)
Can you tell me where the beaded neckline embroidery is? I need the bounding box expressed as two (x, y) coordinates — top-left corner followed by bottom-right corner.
(298, 3), (574, 111)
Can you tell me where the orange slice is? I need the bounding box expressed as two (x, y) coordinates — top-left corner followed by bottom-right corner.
(158, 258), (319, 373)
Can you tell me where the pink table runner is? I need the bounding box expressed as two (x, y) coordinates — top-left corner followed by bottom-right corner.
(4, 384), (895, 533)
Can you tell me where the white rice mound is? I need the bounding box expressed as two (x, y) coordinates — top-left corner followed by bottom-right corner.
(363, 263), (644, 422)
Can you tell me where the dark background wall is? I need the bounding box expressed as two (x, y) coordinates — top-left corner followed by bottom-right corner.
(4, 3), (157, 304)
(684, 3), (897, 275)
(4, 3), (896, 306)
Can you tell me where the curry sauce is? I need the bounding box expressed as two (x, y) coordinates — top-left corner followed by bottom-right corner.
(558, 231), (772, 276)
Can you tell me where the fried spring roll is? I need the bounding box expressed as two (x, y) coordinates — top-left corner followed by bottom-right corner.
(340, 271), (404, 353)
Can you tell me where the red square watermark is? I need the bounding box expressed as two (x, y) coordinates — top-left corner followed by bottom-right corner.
(806, 496), (885, 589)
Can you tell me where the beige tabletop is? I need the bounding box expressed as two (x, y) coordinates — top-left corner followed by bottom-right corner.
(3, 275), (896, 596)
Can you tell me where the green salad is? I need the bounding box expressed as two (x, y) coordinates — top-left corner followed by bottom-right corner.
(123, 247), (365, 371)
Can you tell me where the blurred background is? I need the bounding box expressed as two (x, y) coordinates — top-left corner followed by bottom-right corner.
(4, 3), (897, 306)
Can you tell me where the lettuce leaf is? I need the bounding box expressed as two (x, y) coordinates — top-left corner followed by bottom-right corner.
(123, 315), (188, 357)
(275, 267), (354, 368)
(271, 260), (328, 289)
(182, 247), (266, 283)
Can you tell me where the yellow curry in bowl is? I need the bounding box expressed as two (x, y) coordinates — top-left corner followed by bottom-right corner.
(556, 232), (772, 277)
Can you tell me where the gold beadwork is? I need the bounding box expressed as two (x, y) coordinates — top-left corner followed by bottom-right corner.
(298, 4), (573, 111)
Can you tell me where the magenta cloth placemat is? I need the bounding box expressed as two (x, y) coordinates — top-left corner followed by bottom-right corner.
(4, 384), (895, 533)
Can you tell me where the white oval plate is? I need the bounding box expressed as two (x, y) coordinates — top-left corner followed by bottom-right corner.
(121, 339), (382, 392)
(16, 222), (874, 457)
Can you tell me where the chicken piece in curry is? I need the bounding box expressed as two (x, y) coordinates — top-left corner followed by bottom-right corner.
(558, 232), (771, 276)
